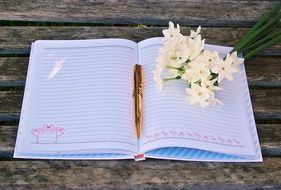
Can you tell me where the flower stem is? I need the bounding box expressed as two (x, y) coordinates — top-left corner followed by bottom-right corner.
(244, 34), (281, 60)
(232, 3), (281, 53)
(235, 13), (281, 54)
(242, 29), (281, 53)
(163, 76), (182, 81)
(165, 65), (184, 71)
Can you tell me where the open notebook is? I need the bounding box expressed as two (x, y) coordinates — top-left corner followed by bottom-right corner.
(14, 38), (262, 162)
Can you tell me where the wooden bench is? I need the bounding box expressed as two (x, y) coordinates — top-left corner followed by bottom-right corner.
(0, 1), (281, 189)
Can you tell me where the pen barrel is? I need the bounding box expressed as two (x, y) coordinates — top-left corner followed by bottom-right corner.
(134, 93), (142, 139)
(134, 64), (143, 139)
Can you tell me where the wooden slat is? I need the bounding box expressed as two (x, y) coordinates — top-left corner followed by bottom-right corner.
(1, 124), (280, 159)
(251, 89), (281, 120)
(0, 91), (22, 114)
(0, 57), (28, 81)
(0, 125), (15, 157)
(259, 124), (281, 156)
(0, 26), (280, 56)
(0, 57), (280, 87)
(0, 0), (279, 27)
(0, 158), (281, 189)
(0, 125), (15, 159)
(246, 58), (281, 87)
(0, 89), (280, 121)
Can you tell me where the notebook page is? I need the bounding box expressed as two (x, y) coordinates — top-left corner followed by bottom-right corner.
(14, 39), (137, 158)
(138, 37), (258, 158)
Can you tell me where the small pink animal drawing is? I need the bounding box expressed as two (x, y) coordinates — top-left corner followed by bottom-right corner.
(194, 132), (201, 139)
(145, 135), (152, 141)
(210, 135), (217, 142)
(178, 132), (185, 138)
(169, 130), (177, 137)
(226, 139), (232, 145)
(31, 124), (65, 143)
(154, 133), (160, 140)
(202, 135), (209, 141)
(186, 131), (193, 137)
(234, 139), (241, 146)
(161, 131), (168, 137)
(218, 137), (225, 144)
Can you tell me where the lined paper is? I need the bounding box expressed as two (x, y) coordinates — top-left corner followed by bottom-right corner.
(138, 38), (255, 157)
(15, 39), (138, 157)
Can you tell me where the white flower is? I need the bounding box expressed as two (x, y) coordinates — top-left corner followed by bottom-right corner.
(165, 38), (190, 68)
(190, 26), (201, 39)
(187, 35), (205, 60)
(201, 79), (222, 92)
(156, 49), (169, 69)
(152, 69), (163, 91)
(153, 48), (169, 91)
(194, 50), (221, 71)
(183, 61), (210, 83)
(162, 21), (182, 41)
(216, 57), (237, 82)
(206, 97), (223, 106)
(185, 82), (223, 107)
(159, 33), (191, 77)
(185, 84), (211, 108)
(230, 51), (244, 71)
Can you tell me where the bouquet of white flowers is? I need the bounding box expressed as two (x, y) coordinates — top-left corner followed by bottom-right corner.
(153, 3), (281, 107)
(153, 22), (243, 107)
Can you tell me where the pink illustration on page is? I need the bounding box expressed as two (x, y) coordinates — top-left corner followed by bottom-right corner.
(31, 124), (65, 144)
(143, 130), (242, 147)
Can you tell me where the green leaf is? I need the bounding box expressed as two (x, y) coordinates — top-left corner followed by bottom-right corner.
(177, 70), (185, 75)
(214, 80), (218, 86)
(242, 29), (281, 53)
(166, 65), (185, 71)
(194, 79), (201, 86)
(232, 3), (281, 53)
(244, 34), (281, 59)
(236, 13), (281, 54)
(210, 73), (219, 80)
